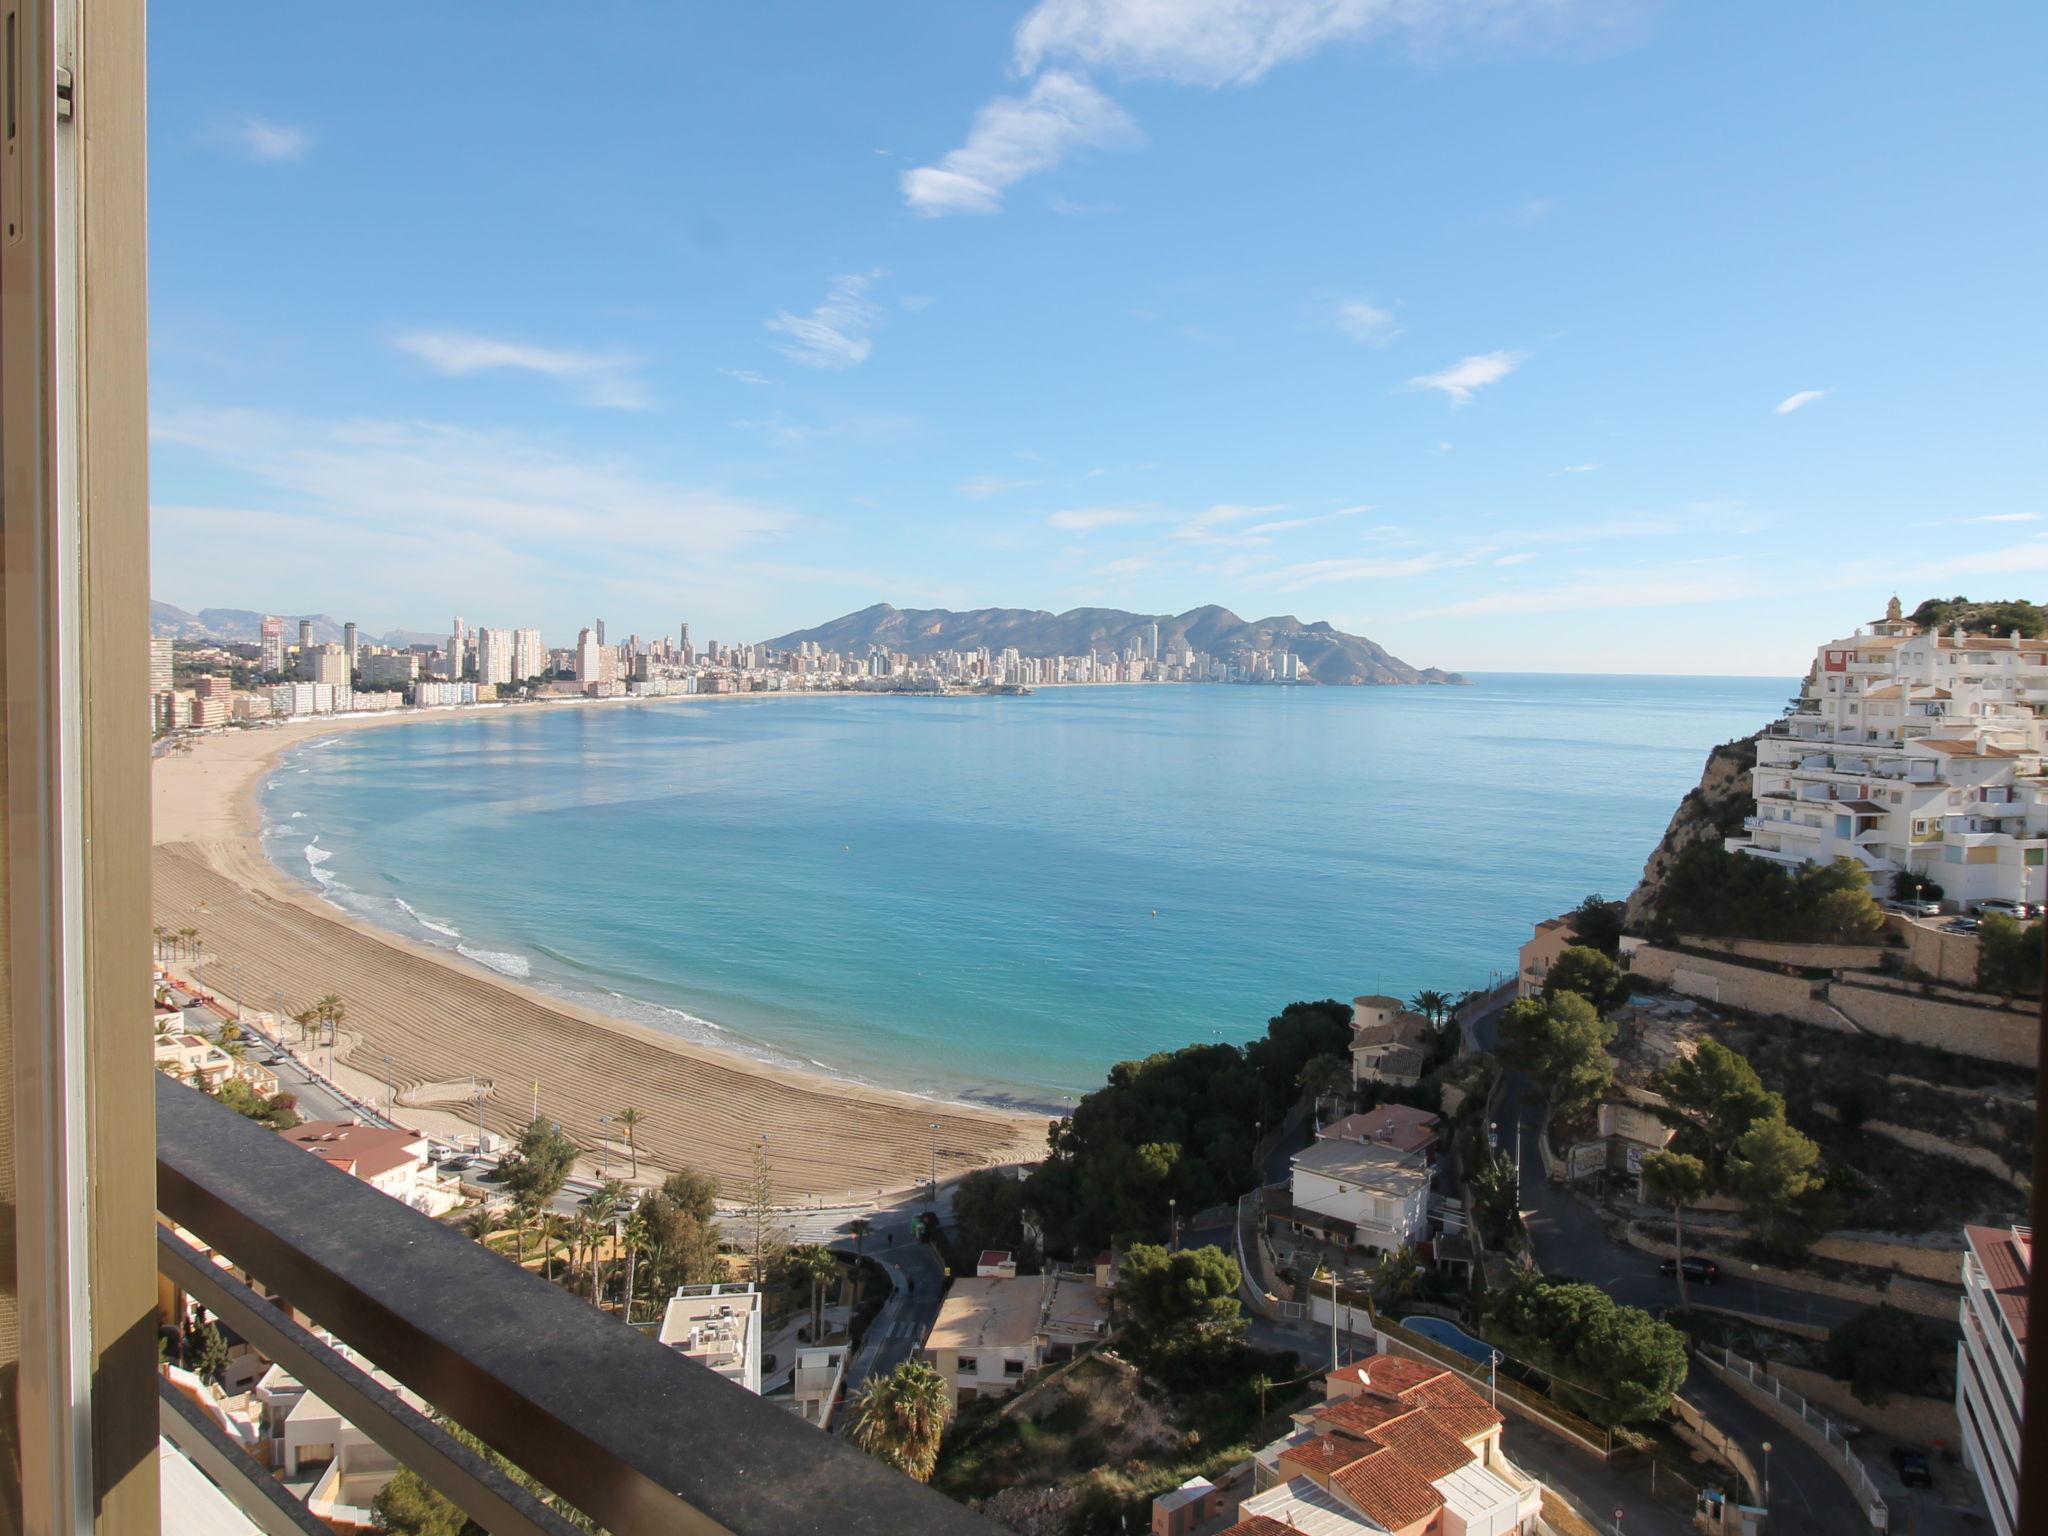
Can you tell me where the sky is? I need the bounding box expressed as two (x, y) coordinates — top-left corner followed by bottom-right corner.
(147, 2), (2045, 675)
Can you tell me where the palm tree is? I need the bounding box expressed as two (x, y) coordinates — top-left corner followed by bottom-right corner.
(849, 1217), (872, 1258)
(178, 927), (198, 961)
(790, 1244), (838, 1341)
(849, 1360), (953, 1482)
(467, 1204), (501, 1247)
(512, 1189), (544, 1266)
(616, 1107), (642, 1178)
(1410, 989), (1453, 1028)
(621, 1209), (649, 1323)
(152, 924), (168, 960)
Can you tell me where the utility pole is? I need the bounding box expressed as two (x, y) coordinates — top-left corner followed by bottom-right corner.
(1329, 1270), (1340, 1373)
(929, 1121), (940, 1205)
(1488, 1349), (1502, 1409)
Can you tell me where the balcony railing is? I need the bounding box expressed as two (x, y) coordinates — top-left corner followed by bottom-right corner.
(154, 1075), (995, 1534)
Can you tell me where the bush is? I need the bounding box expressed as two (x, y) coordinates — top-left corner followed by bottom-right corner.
(1655, 846), (1882, 944)
(1484, 1276), (1687, 1427)
(1976, 913), (2045, 997)
(1824, 1305), (1944, 1406)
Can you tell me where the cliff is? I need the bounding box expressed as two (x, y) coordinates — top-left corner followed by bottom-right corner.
(761, 603), (1466, 686)
(1625, 732), (1761, 931)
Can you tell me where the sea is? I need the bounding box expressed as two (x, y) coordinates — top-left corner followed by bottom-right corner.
(260, 674), (1789, 1111)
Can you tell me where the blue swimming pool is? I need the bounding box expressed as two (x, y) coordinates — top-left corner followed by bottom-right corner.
(1399, 1315), (1495, 1364)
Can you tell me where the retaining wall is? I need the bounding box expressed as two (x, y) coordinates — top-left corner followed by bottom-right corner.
(1623, 1222), (1958, 1321)
(1807, 1233), (1965, 1286)
(1897, 920), (1980, 988)
(1684, 936), (1887, 971)
(1671, 1395), (1763, 1503)
(1825, 979), (2037, 1067)
(1626, 946), (1838, 1026)
(1769, 1363), (1961, 1447)
(1861, 1121), (2027, 1190)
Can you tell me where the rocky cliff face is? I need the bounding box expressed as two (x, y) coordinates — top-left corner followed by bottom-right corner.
(1625, 733), (1761, 931)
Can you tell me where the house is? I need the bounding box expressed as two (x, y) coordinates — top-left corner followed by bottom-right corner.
(1348, 996), (1433, 1089)
(279, 1120), (460, 1216)
(922, 1268), (1107, 1406)
(154, 1033), (235, 1090)
(1233, 1354), (1543, 1536)
(1152, 1474), (1229, 1536)
(790, 1344), (848, 1430)
(1958, 1224), (2027, 1536)
(1281, 1120), (1436, 1253)
(1517, 915), (1578, 998)
(253, 1358), (421, 1523)
(659, 1282), (763, 1396)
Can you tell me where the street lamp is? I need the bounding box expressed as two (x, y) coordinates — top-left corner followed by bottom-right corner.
(1487, 1349), (1502, 1409)
(1612, 1508), (1624, 1536)
(929, 1122), (941, 1205)
(1169, 1197), (1177, 1251)
(598, 1115), (614, 1178)
(382, 1053), (394, 1120)
(1761, 1441), (1772, 1507)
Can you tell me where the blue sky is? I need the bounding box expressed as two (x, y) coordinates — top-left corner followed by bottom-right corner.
(147, 2), (2045, 674)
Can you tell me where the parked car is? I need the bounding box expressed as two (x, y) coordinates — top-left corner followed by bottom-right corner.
(1973, 898), (2033, 920)
(1658, 1256), (1720, 1283)
(1890, 1447), (1934, 1488)
(1944, 917), (1982, 934)
(1884, 897), (1942, 918)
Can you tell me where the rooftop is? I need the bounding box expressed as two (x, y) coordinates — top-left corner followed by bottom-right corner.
(279, 1120), (428, 1181)
(927, 1271), (1106, 1352)
(1966, 1223), (2031, 1351)
(1291, 1138), (1433, 1196)
(1318, 1105), (1439, 1154)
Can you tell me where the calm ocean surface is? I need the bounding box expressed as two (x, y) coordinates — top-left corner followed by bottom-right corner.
(261, 675), (1788, 1108)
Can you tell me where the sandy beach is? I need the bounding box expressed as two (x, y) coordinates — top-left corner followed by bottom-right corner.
(152, 704), (1047, 1200)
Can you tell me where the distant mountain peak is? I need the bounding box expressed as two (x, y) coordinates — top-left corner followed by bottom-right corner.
(762, 604), (1464, 685)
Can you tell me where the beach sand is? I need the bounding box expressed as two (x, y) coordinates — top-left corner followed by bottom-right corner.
(152, 706), (1047, 1200)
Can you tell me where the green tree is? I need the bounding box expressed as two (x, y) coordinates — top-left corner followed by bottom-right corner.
(1541, 945), (1627, 1013)
(951, 1168), (1027, 1265)
(1468, 1150), (1523, 1253)
(1977, 913), (2045, 998)
(1115, 1243), (1244, 1356)
(1570, 894), (1627, 957)
(736, 1141), (786, 1288)
(1297, 1053), (1353, 1125)
(1728, 1114), (1823, 1251)
(659, 1166), (720, 1224)
(212, 1075), (303, 1129)
(790, 1243), (839, 1340)
(1497, 992), (1615, 1115)
(185, 1319), (231, 1382)
(1640, 1150), (1709, 1309)
(500, 1117), (578, 1209)
(1824, 1305), (1943, 1406)
(616, 1106), (643, 1177)
(849, 1359), (954, 1482)
(1485, 1276), (1687, 1427)
(370, 1469), (466, 1535)
(1658, 1040), (1781, 1179)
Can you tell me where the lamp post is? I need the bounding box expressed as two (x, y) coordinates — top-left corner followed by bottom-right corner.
(1761, 1441), (1772, 1507)
(1612, 1508), (1624, 1536)
(1488, 1348), (1502, 1409)
(382, 1053), (394, 1120)
(598, 1114), (613, 1178)
(1168, 1197), (1177, 1251)
(929, 1121), (940, 1205)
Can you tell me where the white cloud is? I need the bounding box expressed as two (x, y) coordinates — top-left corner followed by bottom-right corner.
(1408, 350), (1523, 406)
(221, 115), (312, 163)
(1244, 504), (1371, 536)
(1971, 513), (2042, 523)
(1554, 462), (1600, 475)
(1494, 551), (1537, 566)
(394, 331), (650, 410)
(1013, 0), (1554, 86)
(767, 270), (886, 370)
(1775, 388), (1830, 415)
(152, 407), (790, 566)
(904, 71), (1139, 216)
(1264, 552), (1471, 591)
(957, 474), (1042, 500)
(719, 368), (772, 386)
(1332, 299), (1400, 346)
(1093, 555), (1155, 577)
(1047, 505), (1154, 531)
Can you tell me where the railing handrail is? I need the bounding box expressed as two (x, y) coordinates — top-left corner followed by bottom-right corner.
(156, 1075), (996, 1534)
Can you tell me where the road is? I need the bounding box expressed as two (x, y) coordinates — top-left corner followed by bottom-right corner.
(169, 988), (395, 1128)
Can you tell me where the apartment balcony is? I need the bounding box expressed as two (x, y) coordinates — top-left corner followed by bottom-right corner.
(154, 1076), (992, 1535)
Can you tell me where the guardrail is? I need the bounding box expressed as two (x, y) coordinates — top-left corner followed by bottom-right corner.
(155, 1075), (996, 1535)
(1695, 1343), (1889, 1529)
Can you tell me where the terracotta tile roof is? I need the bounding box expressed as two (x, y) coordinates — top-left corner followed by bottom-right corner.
(1966, 1223), (2030, 1350)
(1329, 1355), (1445, 1393)
(1333, 1446), (1444, 1530)
(1277, 1433), (1364, 1480)
(1319, 1105), (1440, 1154)
(1316, 1392), (1411, 1436)
(1367, 1408), (1478, 1480)
(281, 1121), (425, 1182)
(1216, 1519), (1299, 1536)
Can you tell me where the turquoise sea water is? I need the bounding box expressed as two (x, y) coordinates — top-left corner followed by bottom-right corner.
(260, 676), (1787, 1109)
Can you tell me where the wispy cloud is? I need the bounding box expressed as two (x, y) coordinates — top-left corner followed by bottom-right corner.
(1408, 562), (1753, 619)
(1408, 351), (1523, 406)
(1972, 512), (2042, 524)
(217, 115), (312, 163)
(1046, 505), (1155, 532)
(1332, 299), (1400, 346)
(1775, 388), (1830, 415)
(1264, 552), (1475, 591)
(767, 270), (886, 370)
(719, 368), (772, 386)
(1494, 551), (1537, 566)
(393, 332), (650, 410)
(1244, 504), (1371, 536)
(903, 72), (1138, 217)
(1553, 462), (1600, 475)
(957, 474), (1042, 500)
(1013, 0), (1561, 86)
(1172, 502), (1289, 545)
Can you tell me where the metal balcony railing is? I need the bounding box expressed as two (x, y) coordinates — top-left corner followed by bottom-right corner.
(154, 1075), (995, 1535)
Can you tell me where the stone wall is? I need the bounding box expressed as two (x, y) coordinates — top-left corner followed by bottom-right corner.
(1771, 1363), (1960, 1447)
(1807, 1233), (1965, 1286)
(1684, 936), (1888, 971)
(1897, 919), (1980, 988)
(1626, 945), (1839, 1026)
(1826, 978), (2037, 1067)
(1863, 1120), (2027, 1190)
(1622, 1223), (1959, 1321)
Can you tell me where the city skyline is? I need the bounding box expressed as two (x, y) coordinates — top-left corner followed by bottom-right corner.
(147, 5), (2042, 675)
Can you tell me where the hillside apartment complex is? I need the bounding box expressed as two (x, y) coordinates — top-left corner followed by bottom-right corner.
(1958, 1224), (2028, 1536)
(1726, 598), (2048, 907)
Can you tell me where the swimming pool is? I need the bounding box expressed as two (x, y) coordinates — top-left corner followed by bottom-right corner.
(1399, 1315), (1496, 1364)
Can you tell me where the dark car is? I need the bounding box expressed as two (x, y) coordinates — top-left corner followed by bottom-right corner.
(1658, 1256), (1720, 1283)
(1890, 1447), (1934, 1488)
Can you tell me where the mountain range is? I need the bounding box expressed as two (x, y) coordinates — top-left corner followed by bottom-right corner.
(764, 604), (1465, 685)
(149, 602), (441, 649)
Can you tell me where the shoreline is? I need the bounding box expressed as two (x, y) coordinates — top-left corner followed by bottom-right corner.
(153, 700), (1049, 1200)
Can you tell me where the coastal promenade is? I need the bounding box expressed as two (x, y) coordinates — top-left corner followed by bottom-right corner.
(152, 719), (1044, 1201)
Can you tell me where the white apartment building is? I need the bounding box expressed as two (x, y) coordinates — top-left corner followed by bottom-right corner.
(1727, 599), (2048, 908)
(659, 1283), (762, 1396)
(475, 626), (516, 686)
(1282, 1125), (1434, 1254)
(1958, 1223), (2027, 1536)
(358, 649), (420, 688)
(575, 627), (609, 684)
(513, 626), (547, 682)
